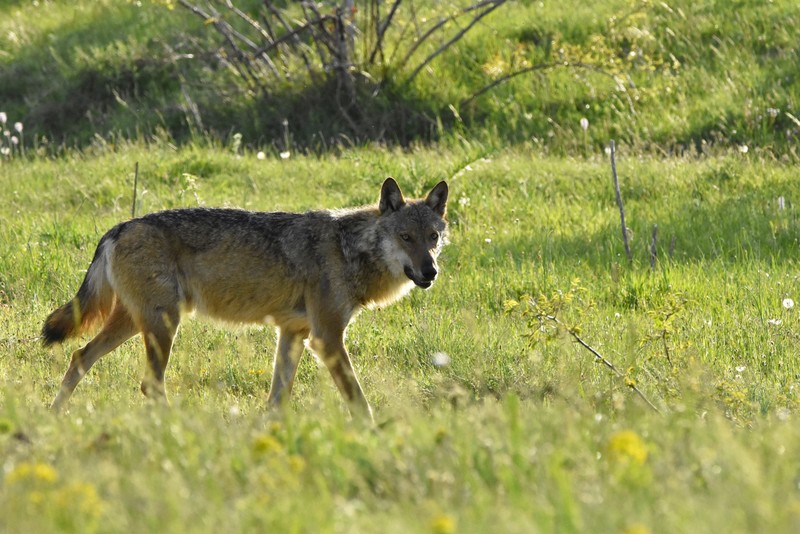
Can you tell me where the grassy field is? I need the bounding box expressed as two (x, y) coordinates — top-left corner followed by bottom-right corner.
(3, 0), (800, 532)
(2, 141), (800, 532)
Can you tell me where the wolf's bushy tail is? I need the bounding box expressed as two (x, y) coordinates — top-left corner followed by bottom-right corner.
(42, 237), (116, 347)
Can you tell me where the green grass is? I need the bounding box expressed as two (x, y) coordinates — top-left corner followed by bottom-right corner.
(3, 0), (800, 531)
(3, 141), (800, 532)
(1, 1), (799, 152)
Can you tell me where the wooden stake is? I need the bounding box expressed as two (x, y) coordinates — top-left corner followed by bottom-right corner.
(610, 140), (632, 263)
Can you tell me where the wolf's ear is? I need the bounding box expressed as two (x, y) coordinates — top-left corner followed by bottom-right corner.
(379, 177), (406, 214)
(425, 181), (448, 217)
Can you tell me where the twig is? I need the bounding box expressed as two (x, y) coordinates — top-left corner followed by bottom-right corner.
(661, 331), (672, 366)
(545, 314), (660, 413)
(131, 161), (139, 219)
(263, 1), (314, 77)
(649, 224), (658, 270)
(459, 61), (636, 114)
(251, 13), (336, 58)
(222, 0), (280, 77)
(610, 140), (632, 263)
(177, 0), (263, 88)
(397, 0), (505, 75)
(403, 0), (507, 87)
(301, 1), (334, 68)
(368, 0), (402, 65)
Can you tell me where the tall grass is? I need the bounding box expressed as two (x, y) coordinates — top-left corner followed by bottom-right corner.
(2, 140), (800, 531)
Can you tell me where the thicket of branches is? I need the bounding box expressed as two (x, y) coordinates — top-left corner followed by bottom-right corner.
(174, 0), (508, 143)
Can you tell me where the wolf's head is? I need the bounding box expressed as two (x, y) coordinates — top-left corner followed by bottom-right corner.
(378, 177), (449, 289)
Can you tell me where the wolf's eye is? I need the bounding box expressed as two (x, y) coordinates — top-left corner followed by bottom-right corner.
(400, 233), (411, 241)
(430, 232), (439, 241)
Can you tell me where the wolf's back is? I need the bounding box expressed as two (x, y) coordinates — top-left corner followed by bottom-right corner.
(41, 229), (120, 346)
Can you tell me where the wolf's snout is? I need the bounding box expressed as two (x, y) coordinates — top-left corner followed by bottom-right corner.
(404, 262), (437, 289)
(421, 263), (437, 282)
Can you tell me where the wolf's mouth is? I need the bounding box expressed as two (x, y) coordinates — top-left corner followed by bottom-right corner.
(404, 266), (434, 289)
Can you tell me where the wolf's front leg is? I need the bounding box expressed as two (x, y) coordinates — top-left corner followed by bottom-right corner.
(309, 335), (374, 423)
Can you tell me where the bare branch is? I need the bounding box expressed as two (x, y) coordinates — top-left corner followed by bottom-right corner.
(545, 314), (661, 413)
(301, 2), (334, 67)
(368, 0), (402, 65)
(222, 0), (280, 77)
(403, 0), (507, 87)
(263, 1), (315, 76)
(397, 0), (505, 73)
(178, 0), (262, 87)
(460, 61), (636, 115)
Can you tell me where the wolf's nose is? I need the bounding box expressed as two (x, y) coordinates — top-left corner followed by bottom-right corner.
(421, 264), (437, 281)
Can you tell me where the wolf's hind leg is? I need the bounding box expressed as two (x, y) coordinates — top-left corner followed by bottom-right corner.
(139, 307), (180, 403)
(51, 303), (137, 411)
(267, 327), (309, 408)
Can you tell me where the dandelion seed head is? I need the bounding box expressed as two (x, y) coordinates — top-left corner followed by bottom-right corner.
(0, 112), (6, 124)
(783, 298), (794, 309)
(279, 151), (291, 159)
(256, 151), (266, 160)
(13, 122), (22, 133)
(431, 352), (450, 367)
(738, 144), (749, 154)
(11, 136), (18, 145)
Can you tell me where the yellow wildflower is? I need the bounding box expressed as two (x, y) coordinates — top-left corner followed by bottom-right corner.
(606, 430), (648, 465)
(430, 514), (456, 534)
(252, 434), (284, 455)
(6, 462), (58, 485)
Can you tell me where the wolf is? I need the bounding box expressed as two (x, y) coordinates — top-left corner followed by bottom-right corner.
(42, 178), (448, 420)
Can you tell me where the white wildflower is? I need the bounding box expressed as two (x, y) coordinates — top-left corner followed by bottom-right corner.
(580, 117), (589, 131)
(13, 122), (22, 133)
(783, 298), (794, 310)
(279, 151), (290, 159)
(0, 112), (6, 124)
(256, 151), (266, 160)
(431, 352), (450, 367)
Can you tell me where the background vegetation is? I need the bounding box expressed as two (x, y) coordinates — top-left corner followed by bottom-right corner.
(2, 1), (800, 532)
(1, 0), (799, 154)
